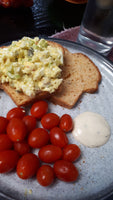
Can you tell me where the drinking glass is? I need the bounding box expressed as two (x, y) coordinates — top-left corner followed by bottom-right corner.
(77, 0), (113, 55)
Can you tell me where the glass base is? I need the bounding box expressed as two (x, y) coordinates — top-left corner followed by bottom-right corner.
(77, 31), (113, 56)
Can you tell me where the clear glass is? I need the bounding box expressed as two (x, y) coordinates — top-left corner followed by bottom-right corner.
(77, 0), (113, 55)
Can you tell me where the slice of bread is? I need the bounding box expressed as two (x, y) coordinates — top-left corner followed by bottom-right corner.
(0, 40), (101, 108)
(50, 48), (101, 109)
(0, 40), (64, 106)
(2, 83), (51, 106)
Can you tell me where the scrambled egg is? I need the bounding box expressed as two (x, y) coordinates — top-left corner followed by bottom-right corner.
(0, 37), (63, 96)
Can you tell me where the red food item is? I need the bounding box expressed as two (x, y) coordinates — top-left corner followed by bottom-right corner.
(63, 144), (81, 162)
(22, 0), (33, 7)
(31, 101), (48, 119)
(50, 127), (68, 148)
(54, 160), (79, 182)
(38, 145), (63, 163)
(0, 116), (9, 134)
(41, 113), (60, 130)
(0, 0), (33, 8)
(17, 153), (40, 179)
(23, 115), (37, 133)
(7, 118), (27, 142)
(14, 140), (31, 155)
(0, 150), (19, 173)
(0, 134), (13, 151)
(59, 114), (73, 132)
(7, 107), (26, 120)
(28, 128), (49, 148)
(0, 103), (81, 186)
(0, 0), (11, 7)
(37, 165), (55, 186)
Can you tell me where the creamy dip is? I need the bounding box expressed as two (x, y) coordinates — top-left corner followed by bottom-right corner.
(72, 112), (110, 148)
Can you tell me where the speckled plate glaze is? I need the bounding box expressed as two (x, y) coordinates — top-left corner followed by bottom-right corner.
(0, 38), (113, 200)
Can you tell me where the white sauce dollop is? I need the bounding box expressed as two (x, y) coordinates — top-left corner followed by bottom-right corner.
(72, 112), (110, 148)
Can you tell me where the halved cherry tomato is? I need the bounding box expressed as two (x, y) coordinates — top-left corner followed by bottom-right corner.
(7, 118), (27, 142)
(0, 116), (9, 134)
(28, 128), (49, 148)
(17, 153), (40, 179)
(23, 115), (37, 132)
(7, 107), (26, 120)
(63, 144), (81, 162)
(54, 160), (79, 182)
(30, 101), (48, 119)
(37, 165), (55, 186)
(14, 141), (31, 156)
(50, 127), (68, 148)
(41, 113), (60, 130)
(59, 114), (73, 132)
(0, 150), (20, 173)
(0, 134), (13, 151)
(38, 145), (62, 163)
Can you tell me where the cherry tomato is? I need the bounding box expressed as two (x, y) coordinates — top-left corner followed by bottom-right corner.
(0, 134), (13, 151)
(30, 101), (48, 119)
(38, 145), (62, 163)
(37, 165), (55, 186)
(0, 116), (9, 134)
(14, 141), (31, 156)
(23, 115), (37, 132)
(1, 0), (11, 8)
(41, 113), (60, 130)
(17, 153), (40, 179)
(7, 107), (26, 120)
(63, 144), (81, 162)
(28, 128), (49, 148)
(7, 118), (27, 142)
(54, 160), (79, 182)
(50, 127), (68, 148)
(0, 150), (19, 173)
(59, 114), (73, 132)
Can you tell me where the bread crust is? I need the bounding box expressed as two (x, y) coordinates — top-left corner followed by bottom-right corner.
(50, 48), (101, 109)
(2, 83), (51, 106)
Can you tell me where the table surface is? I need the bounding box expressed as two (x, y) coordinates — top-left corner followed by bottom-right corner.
(0, 0), (113, 200)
